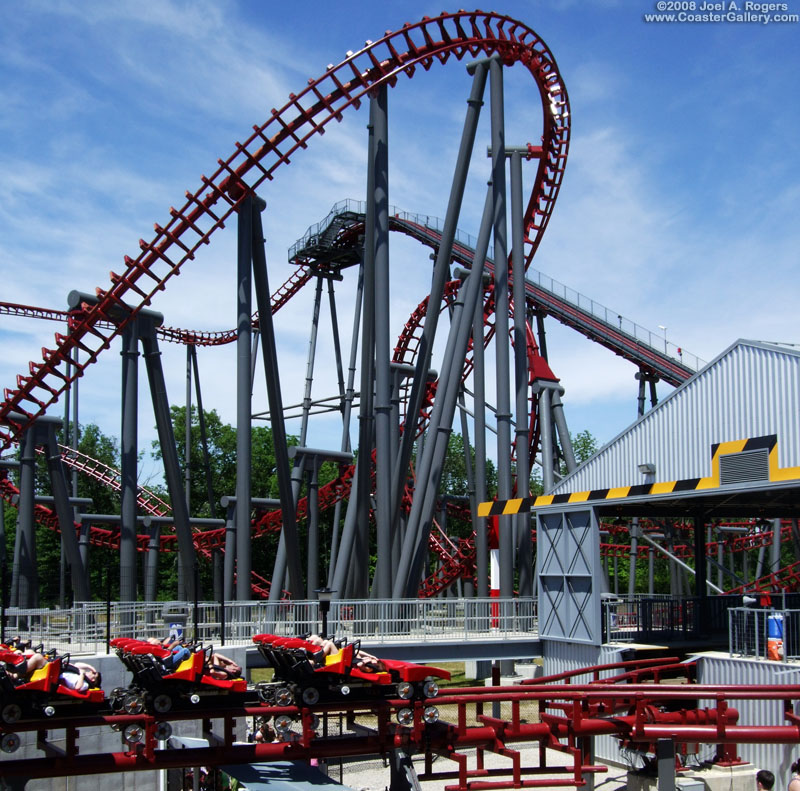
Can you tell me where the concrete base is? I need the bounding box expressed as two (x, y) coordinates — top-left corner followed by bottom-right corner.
(466, 660), (542, 683)
(628, 763), (757, 791)
(465, 659), (492, 680)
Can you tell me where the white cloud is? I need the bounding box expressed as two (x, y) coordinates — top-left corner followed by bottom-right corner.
(2, 0), (798, 478)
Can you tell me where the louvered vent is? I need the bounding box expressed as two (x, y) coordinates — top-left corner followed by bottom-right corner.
(719, 449), (770, 485)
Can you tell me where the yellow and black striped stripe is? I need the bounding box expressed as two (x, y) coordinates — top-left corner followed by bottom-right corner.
(477, 435), (799, 517)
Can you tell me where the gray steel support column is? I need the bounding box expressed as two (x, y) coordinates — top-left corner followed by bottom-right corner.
(372, 85), (393, 599)
(144, 521), (161, 602)
(551, 390), (577, 473)
(649, 378), (659, 408)
(353, 104), (378, 601)
(185, 344), (192, 509)
(509, 150), (532, 597)
(327, 278), (347, 429)
(329, 258), (365, 588)
(636, 371), (647, 417)
(390, 60), (489, 547)
(269, 453), (307, 600)
(250, 330), (260, 388)
(301, 276), (324, 446)
(656, 739), (676, 791)
(387, 365), (409, 577)
(221, 495), (279, 599)
(694, 512), (707, 597)
(538, 386), (554, 490)
(474, 277), (489, 598)
(141, 322), (197, 600)
(489, 56), (514, 600)
(756, 524), (766, 579)
(324, 274), (350, 578)
(457, 386), (477, 594)
(331, 470), (360, 596)
(10, 514), (20, 607)
(394, 187), (494, 598)
(389, 363), (415, 565)
(629, 518), (640, 597)
(340, 258), (364, 456)
(534, 311), (549, 361)
(771, 518), (782, 575)
(62, 332), (77, 601)
(0, 493), (5, 616)
(304, 461), (322, 599)
(235, 195), (253, 600)
(45, 424), (89, 601)
(78, 523), (90, 571)
(213, 549), (223, 604)
(223, 501), (236, 602)
(250, 198), (304, 599)
(70, 347), (80, 543)
(190, 344), (217, 518)
(266, 273), (324, 599)
(120, 321), (139, 604)
(15, 425), (38, 607)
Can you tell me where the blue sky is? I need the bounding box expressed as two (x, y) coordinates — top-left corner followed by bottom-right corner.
(1, 0), (798, 485)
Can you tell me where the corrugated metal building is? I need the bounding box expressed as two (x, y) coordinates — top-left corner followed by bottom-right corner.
(535, 339), (800, 651)
(533, 340), (800, 776)
(548, 339), (800, 506)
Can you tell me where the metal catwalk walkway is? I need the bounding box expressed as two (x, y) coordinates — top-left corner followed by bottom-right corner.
(289, 199), (704, 386)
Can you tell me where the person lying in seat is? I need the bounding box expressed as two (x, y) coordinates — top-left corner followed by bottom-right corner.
(146, 637), (192, 669)
(305, 634), (385, 672)
(2, 652), (101, 693)
(206, 651), (241, 679)
(144, 638), (242, 680)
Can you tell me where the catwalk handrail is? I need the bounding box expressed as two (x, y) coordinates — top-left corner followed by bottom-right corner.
(290, 198), (705, 374)
(0, 597), (538, 656)
(6, 595), (750, 656)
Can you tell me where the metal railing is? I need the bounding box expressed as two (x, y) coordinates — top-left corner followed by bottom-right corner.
(10, 595), (767, 656)
(289, 199), (705, 373)
(0, 597), (538, 656)
(603, 594), (743, 644)
(729, 607), (799, 661)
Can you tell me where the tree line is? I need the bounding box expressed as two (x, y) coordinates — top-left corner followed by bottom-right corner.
(1, 407), (602, 605)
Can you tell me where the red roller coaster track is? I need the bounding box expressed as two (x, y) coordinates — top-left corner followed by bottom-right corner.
(0, 10), (569, 452)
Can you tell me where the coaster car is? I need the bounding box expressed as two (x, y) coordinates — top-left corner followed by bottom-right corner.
(108, 638), (246, 715)
(0, 651), (104, 725)
(251, 634), (450, 706)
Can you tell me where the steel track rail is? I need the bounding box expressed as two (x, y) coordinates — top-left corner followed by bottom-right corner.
(0, 10), (569, 450)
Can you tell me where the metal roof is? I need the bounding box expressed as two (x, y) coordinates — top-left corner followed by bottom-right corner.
(545, 339), (800, 519)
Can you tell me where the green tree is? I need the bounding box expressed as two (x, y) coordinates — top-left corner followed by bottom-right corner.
(152, 406), (294, 517)
(572, 429), (599, 464)
(438, 431), (497, 538)
(151, 407), (303, 597)
(1, 422), (123, 606)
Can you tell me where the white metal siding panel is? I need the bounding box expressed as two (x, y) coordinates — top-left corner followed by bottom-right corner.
(542, 642), (632, 765)
(551, 342), (800, 494)
(697, 653), (800, 785)
(542, 640), (601, 677)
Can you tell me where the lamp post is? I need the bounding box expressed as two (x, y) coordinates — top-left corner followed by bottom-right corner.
(315, 587), (335, 637)
(658, 324), (668, 354)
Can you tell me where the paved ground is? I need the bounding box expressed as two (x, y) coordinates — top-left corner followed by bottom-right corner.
(327, 746), (630, 791)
